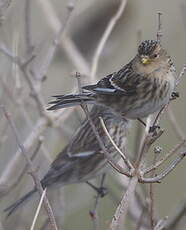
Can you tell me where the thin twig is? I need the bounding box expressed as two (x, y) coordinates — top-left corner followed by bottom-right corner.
(176, 64), (186, 86)
(157, 12), (163, 43)
(141, 151), (186, 183)
(149, 152), (158, 230)
(82, 105), (131, 177)
(0, 47), (46, 115)
(110, 176), (138, 230)
(37, 0), (90, 75)
(30, 0), (77, 82)
(0, 2), (77, 116)
(154, 217), (168, 230)
(135, 205), (147, 230)
(114, 173), (149, 230)
(0, 43), (19, 64)
(0, 31), (82, 195)
(24, 0), (33, 53)
(0, 105), (58, 230)
(90, 0), (128, 82)
(111, 94), (167, 228)
(30, 188), (47, 230)
(74, 73), (131, 177)
(143, 138), (186, 174)
(90, 174), (106, 230)
(99, 116), (134, 171)
(0, 117), (47, 196)
(6, 137), (44, 193)
(135, 130), (163, 169)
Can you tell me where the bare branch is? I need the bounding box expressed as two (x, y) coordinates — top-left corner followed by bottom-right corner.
(0, 117), (47, 195)
(141, 151), (186, 183)
(110, 176), (138, 230)
(143, 138), (186, 174)
(24, 0), (33, 53)
(154, 217), (168, 230)
(99, 116), (134, 171)
(89, 174), (107, 230)
(37, 0), (90, 75)
(0, 105), (58, 230)
(81, 105), (131, 177)
(90, 0), (128, 82)
(149, 152), (159, 230)
(30, 188), (47, 230)
(176, 64), (186, 86)
(156, 12), (163, 43)
(30, 0), (77, 82)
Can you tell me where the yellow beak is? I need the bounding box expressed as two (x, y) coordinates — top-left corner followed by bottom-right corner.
(141, 57), (150, 65)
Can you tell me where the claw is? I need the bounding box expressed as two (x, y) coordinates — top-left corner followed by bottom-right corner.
(171, 91), (179, 100)
(96, 186), (108, 198)
(86, 182), (108, 197)
(149, 125), (160, 134)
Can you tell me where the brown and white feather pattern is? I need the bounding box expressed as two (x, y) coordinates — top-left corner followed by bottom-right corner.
(47, 40), (176, 120)
(41, 105), (129, 187)
(4, 105), (130, 217)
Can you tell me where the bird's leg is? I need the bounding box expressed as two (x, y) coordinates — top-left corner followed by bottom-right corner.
(89, 174), (108, 223)
(137, 118), (146, 127)
(137, 118), (160, 134)
(86, 174), (108, 198)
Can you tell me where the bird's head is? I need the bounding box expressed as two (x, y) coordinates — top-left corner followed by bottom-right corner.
(137, 40), (167, 66)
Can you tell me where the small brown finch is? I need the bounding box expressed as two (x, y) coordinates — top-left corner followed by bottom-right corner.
(4, 106), (129, 216)
(48, 40), (176, 120)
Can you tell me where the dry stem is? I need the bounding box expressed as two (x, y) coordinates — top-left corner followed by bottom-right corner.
(0, 105), (58, 230)
(90, 0), (128, 82)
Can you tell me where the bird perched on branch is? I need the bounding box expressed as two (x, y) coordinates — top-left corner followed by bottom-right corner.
(48, 40), (176, 120)
(4, 106), (129, 217)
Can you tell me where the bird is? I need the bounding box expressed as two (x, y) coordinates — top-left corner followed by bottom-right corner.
(48, 40), (176, 120)
(4, 105), (129, 217)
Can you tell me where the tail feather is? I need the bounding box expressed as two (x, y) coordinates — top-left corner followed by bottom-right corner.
(48, 94), (92, 105)
(47, 93), (95, 111)
(51, 93), (92, 99)
(4, 189), (36, 218)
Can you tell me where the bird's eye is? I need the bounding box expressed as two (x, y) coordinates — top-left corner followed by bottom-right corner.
(152, 54), (159, 59)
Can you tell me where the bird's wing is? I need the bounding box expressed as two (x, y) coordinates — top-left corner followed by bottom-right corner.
(83, 64), (141, 96)
(51, 107), (103, 170)
(109, 64), (141, 96)
(83, 73), (120, 94)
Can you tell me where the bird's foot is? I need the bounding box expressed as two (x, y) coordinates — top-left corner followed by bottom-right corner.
(171, 91), (179, 100)
(149, 125), (160, 134)
(137, 118), (146, 127)
(86, 181), (108, 197)
(96, 186), (108, 198)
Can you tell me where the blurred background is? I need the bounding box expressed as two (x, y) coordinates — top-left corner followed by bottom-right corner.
(0, 0), (186, 229)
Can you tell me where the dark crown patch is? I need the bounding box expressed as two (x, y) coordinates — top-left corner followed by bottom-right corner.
(138, 40), (158, 56)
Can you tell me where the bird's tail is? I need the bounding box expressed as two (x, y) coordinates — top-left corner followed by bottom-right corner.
(47, 93), (95, 111)
(4, 188), (37, 218)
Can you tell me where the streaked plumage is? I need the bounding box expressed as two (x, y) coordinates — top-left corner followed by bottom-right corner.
(4, 105), (129, 216)
(48, 40), (176, 119)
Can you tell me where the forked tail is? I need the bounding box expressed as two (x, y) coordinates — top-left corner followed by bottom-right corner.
(47, 93), (94, 111)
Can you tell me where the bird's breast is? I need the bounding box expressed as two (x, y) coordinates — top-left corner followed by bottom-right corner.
(123, 71), (175, 119)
